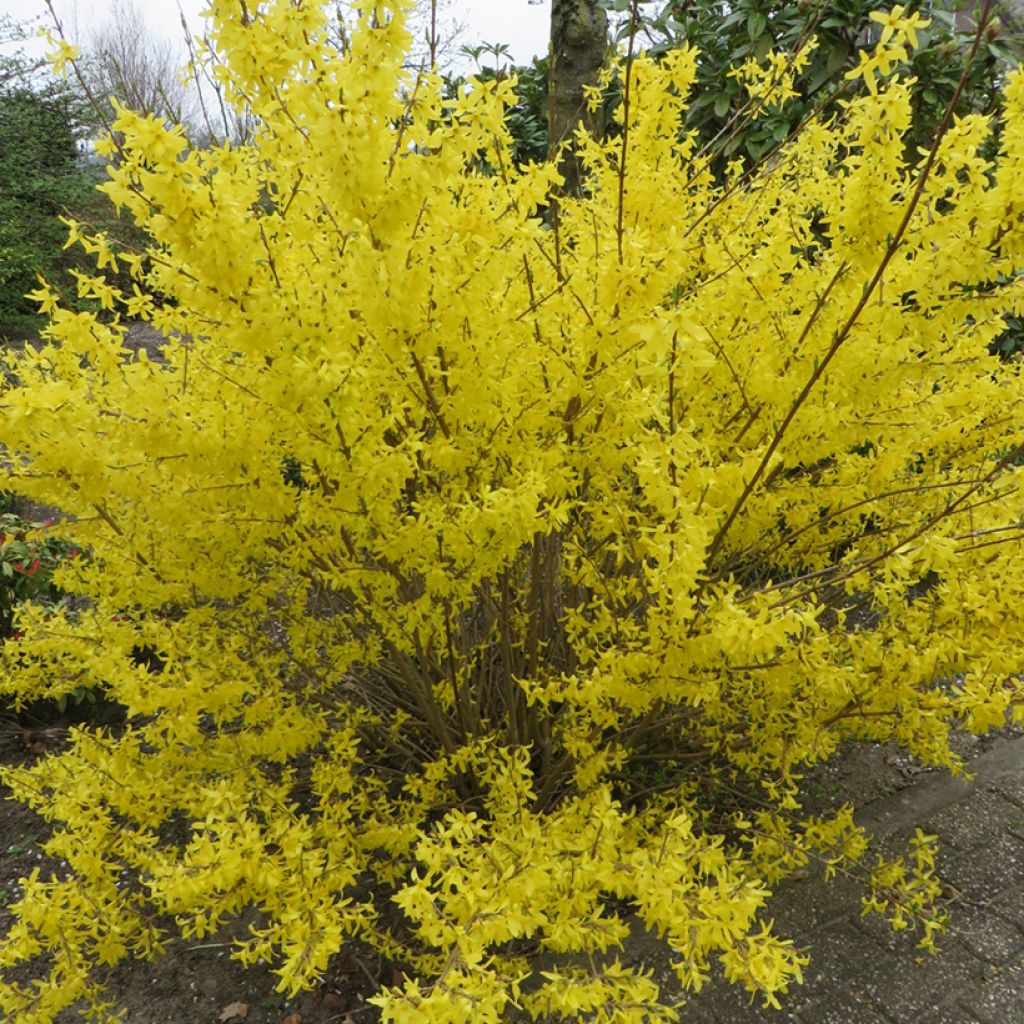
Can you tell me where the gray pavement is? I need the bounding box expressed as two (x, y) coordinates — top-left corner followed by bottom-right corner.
(680, 736), (1024, 1023)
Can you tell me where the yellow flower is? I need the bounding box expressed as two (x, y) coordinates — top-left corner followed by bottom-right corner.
(869, 5), (930, 49)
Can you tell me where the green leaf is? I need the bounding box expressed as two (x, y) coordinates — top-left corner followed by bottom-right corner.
(714, 93), (731, 119)
(746, 136), (772, 160)
(827, 42), (849, 75)
(806, 64), (831, 95)
(747, 11), (767, 40)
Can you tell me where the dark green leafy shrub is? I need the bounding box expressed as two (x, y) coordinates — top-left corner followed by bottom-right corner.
(495, 1), (1023, 172)
(0, 82), (95, 328)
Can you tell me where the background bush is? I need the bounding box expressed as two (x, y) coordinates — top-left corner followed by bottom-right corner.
(0, 81), (92, 330)
(0, 17), (154, 336)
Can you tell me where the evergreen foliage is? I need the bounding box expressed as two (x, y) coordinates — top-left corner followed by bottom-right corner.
(0, 81), (93, 329)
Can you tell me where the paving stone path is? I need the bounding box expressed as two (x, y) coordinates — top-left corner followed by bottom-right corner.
(679, 735), (1024, 1023)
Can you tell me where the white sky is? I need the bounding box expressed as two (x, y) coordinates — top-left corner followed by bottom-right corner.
(1, 0), (552, 70)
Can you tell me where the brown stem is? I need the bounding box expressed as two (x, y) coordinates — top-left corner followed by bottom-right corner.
(692, 3), (997, 628)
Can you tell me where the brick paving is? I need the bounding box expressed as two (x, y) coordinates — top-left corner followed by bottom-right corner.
(681, 736), (1024, 1023)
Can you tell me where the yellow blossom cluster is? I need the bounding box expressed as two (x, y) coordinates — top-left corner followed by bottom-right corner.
(729, 42), (815, 109)
(2, 3), (1024, 1022)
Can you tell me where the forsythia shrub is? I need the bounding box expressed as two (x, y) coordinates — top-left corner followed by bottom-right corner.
(2, 2), (1024, 1021)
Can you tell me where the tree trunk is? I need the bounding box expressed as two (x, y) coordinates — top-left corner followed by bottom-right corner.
(548, 0), (608, 195)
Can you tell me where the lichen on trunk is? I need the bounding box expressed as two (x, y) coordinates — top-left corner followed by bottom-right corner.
(548, 0), (608, 194)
